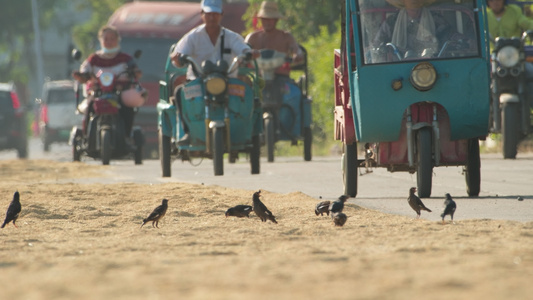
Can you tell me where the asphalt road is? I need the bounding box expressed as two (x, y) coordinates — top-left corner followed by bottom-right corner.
(2, 137), (532, 222)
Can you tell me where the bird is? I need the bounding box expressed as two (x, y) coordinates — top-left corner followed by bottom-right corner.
(225, 205), (253, 218)
(407, 187), (432, 219)
(2, 191), (21, 229)
(252, 190), (277, 224)
(141, 199), (168, 228)
(332, 212), (347, 227)
(329, 195), (349, 215)
(315, 200), (331, 216)
(441, 193), (457, 224)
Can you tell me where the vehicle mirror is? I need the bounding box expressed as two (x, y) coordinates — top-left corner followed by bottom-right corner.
(134, 49), (142, 59)
(71, 49), (82, 61)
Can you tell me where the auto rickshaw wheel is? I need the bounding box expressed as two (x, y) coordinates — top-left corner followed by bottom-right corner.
(213, 127), (224, 176)
(159, 129), (171, 177)
(342, 142), (358, 198)
(133, 129), (144, 165)
(303, 127), (312, 161)
(416, 127), (433, 198)
(502, 103), (518, 159)
(250, 135), (260, 174)
(465, 138), (480, 197)
(101, 129), (112, 165)
(265, 117), (275, 162)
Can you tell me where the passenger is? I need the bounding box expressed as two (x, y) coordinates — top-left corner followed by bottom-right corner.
(169, 0), (257, 145)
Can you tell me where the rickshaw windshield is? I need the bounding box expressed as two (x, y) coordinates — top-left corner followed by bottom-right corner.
(358, 0), (480, 64)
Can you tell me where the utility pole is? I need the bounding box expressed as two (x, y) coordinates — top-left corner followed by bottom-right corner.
(31, 0), (45, 97)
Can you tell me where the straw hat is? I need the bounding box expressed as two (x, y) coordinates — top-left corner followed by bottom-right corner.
(386, 0), (436, 8)
(257, 1), (284, 19)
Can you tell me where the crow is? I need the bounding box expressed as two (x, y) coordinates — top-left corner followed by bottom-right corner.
(141, 199), (168, 228)
(407, 187), (432, 219)
(252, 190), (277, 224)
(329, 195), (349, 215)
(441, 193), (457, 224)
(1, 191), (21, 229)
(315, 200), (331, 216)
(225, 205), (253, 218)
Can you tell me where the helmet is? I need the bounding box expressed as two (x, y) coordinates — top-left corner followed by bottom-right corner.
(121, 85), (147, 107)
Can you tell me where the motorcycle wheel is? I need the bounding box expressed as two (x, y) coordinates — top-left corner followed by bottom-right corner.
(133, 129), (143, 165)
(416, 127), (433, 198)
(465, 138), (480, 197)
(250, 135), (260, 174)
(159, 129), (171, 177)
(72, 128), (82, 162)
(303, 127), (312, 161)
(342, 141), (358, 198)
(265, 117), (275, 163)
(502, 103), (518, 159)
(213, 127), (224, 176)
(42, 127), (50, 152)
(101, 129), (112, 165)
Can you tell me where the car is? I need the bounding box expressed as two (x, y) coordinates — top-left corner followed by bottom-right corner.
(36, 80), (82, 151)
(0, 82), (28, 158)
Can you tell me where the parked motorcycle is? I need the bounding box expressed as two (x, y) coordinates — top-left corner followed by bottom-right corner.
(255, 48), (312, 162)
(70, 50), (145, 165)
(158, 51), (262, 176)
(489, 31), (533, 159)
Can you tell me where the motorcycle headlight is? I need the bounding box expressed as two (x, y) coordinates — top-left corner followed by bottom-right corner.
(410, 62), (437, 91)
(99, 72), (114, 87)
(205, 74), (227, 96)
(496, 46), (520, 68)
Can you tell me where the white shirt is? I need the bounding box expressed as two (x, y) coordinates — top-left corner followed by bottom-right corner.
(172, 24), (250, 79)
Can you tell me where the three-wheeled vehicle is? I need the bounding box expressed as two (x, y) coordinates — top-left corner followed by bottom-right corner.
(335, 0), (490, 198)
(255, 47), (313, 162)
(157, 48), (263, 176)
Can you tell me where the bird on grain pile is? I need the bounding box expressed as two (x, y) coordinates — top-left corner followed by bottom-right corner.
(315, 200), (331, 216)
(252, 190), (277, 224)
(329, 195), (349, 215)
(1, 191), (21, 228)
(225, 205), (253, 218)
(441, 193), (457, 224)
(407, 187), (432, 219)
(332, 212), (348, 227)
(141, 199), (168, 228)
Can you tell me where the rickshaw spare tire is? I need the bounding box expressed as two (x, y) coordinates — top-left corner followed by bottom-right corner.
(213, 127), (224, 176)
(502, 103), (518, 159)
(343, 142), (358, 198)
(416, 127), (433, 198)
(465, 138), (480, 197)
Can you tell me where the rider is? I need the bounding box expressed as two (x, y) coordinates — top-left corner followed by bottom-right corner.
(170, 0), (257, 145)
(487, 0), (533, 43)
(72, 25), (142, 141)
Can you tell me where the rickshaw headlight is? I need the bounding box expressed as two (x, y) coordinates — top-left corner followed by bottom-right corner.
(496, 46), (519, 68)
(205, 74), (227, 96)
(410, 62), (437, 91)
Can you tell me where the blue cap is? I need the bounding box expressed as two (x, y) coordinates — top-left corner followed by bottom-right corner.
(201, 0), (223, 14)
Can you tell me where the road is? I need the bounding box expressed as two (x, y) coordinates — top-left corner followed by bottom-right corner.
(2, 137), (532, 222)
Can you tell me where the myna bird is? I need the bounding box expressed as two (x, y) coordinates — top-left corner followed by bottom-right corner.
(252, 190), (277, 224)
(141, 199), (168, 228)
(441, 193), (457, 224)
(332, 212), (348, 227)
(1, 191), (21, 229)
(408, 187), (432, 219)
(315, 200), (331, 216)
(225, 205), (253, 218)
(329, 195), (349, 215)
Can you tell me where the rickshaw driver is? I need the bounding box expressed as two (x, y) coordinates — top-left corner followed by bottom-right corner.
(372, 0), (455, 62)
(169, 0), (258, 145)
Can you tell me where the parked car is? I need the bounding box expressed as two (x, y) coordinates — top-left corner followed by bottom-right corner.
(36, 80), (82, 151)
(0, 82), (28, 158)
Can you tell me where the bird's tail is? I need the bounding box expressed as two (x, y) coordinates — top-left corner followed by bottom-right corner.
(269, 215), (278, 224)
(423, 206), (432, 212)
(1, 222), (5, 229)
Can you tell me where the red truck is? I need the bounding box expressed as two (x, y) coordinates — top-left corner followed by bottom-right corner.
(108, 1), (248, 158)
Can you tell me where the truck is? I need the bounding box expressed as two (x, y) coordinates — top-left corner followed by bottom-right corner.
(107, 1), (248, 158)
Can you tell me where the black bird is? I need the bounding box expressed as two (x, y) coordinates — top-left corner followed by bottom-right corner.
(315, 200), (331, 216)
(441, 193), (457, 224)
(332, 212), (347, 227)
(407, 187), (432, 219)
(2, 191), (21, 229)
(141, 199), (168, 228)
(225, 205), (253, 218)
(252, 190), (277, 224)
(329, 195), (349, 215)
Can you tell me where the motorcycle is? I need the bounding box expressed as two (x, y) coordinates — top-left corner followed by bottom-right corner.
(255, 48), (313, 162)
(489, 31), (533, 159)
(158, 50), (262, 176)
(70, 50), (145, 165)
